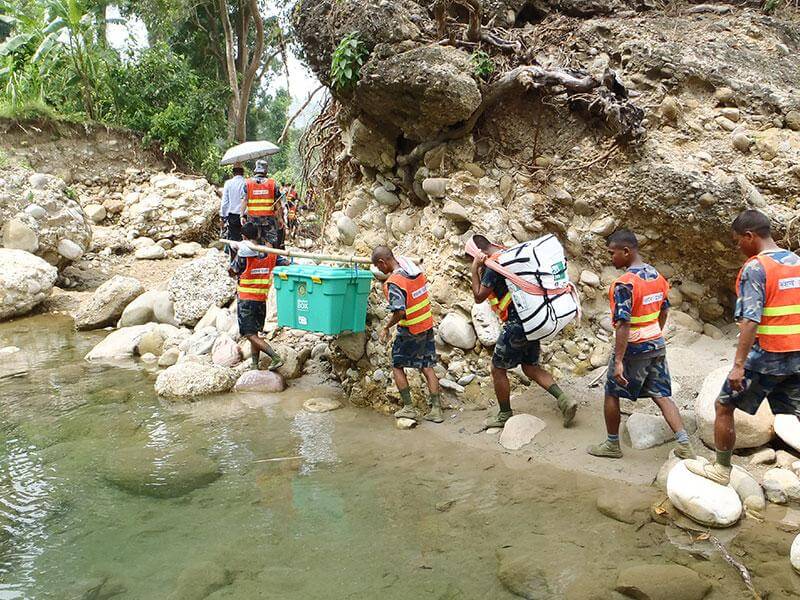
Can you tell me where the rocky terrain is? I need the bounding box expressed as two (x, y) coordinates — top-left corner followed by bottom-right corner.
(289, 0), (800, 411)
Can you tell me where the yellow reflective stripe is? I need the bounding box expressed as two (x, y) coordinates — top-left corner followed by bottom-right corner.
(248, 201), (275, 206)
(400, 310), (433, 327)
(405, 297), (430, 316)
(762, 305), (800, 317)
(498, 293), (512, 310)
(630, 310), (660, 324)
(237, 286), (268, 294)
(757, 324), (800, 335)
(239, 278), (272, 284)
(488, 297), (499, 306)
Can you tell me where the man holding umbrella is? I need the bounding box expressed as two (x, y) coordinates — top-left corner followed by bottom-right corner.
(244, 159), (283, 247)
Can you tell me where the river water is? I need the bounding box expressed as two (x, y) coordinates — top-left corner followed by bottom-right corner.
(0, 315), (797, 599)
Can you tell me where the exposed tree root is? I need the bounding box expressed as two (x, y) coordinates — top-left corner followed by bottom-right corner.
(398, 65), (644, 167)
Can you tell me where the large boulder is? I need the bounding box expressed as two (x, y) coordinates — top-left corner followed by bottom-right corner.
(168, 249), (236, 326)
(471, 301), (502, 347)
(0, 249), (58, 320)
(439, 313), (477, 350)
(118, 290), (176, 327)
(73, 275), (144, 330)
(667, 460), (742, 527)
(0, 166), (92, 267)
(695, 366), (773, 449)
(356, 46), (482, 141)
(118, 173), (219, 241)
(154, 361), (237, 398)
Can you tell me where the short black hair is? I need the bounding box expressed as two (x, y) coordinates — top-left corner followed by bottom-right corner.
(472, 234), (491, 251)
(371, 245), (394, 264)
(232, 166), (244, 176)
(607, 229), (638, 249)
(242, 222), (259, 240)
(732, 209), (771, 238)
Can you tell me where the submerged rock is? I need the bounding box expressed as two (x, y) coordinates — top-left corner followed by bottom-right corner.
(499, 414), (546, 450)
(695, 366), (773, 449)
(74, 275), (143, 330)
(154, 361), (236, 398)
(666, 461), (742, 527)
(104, 446), (222, 498)
(0, 249), (58, 321)
(497, 552), (551, 600)
(303, 398), (343, 413)
(615, 564), (711, 600)
(596, 485), (659, 525)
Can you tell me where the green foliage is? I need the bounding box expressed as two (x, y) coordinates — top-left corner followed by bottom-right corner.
(103, 43), (228, 175)
(330, 32), (367, 91)
(470, 50), (494, 79)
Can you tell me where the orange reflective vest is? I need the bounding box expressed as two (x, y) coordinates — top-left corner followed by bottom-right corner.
(287, 203), (297, 221)
(609, 270), (669, 343)
(238, 254), (277, 301)
(488, 291), (512, 322)
(485, 251), (512, 322)
(246, 178), (276, 217)
(736, 253), (800, 352)
(384, 271), (434, 334)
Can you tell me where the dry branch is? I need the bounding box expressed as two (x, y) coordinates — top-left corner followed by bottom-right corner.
(278, 84), (324, 145)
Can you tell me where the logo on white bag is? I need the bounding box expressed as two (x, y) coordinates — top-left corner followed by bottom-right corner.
(642, 292), (664, 305)
(779, 277), (800, 290)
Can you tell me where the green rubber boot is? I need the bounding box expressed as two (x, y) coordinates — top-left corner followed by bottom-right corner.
(685, 459), (731, 485)
(674, 440), (696, 460)
(558, 396), (578, 428)
(394, 405), (418, 420)
(424, 404), (444, 423)
(267, 356), (284, 372)
(250, 353), (260, 370)
(484, 410), (513, 429)
(587, 439), (623, 459)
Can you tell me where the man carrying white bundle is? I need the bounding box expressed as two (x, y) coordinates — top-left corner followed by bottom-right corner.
(469, 234), (578, 429)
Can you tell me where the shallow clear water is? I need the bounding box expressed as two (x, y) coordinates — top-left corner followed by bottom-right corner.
(0, 316), (796, 599)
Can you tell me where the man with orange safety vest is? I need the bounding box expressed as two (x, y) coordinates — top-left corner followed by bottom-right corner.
(587, 229), (695, 460)
(244, 160), (283, 248)
(371, 245), (443, 423)
(688, 210), (800, 484)
(470, 234), (578, 429)
(286, 184), (299, 239)
(229, 222), (286, 371)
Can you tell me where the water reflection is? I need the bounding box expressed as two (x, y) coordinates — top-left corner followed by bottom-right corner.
(291, 412), (338, 475)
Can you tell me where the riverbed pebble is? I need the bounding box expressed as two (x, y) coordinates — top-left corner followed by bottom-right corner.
(396, 418), (417, 430)
(303, 398), (343, 413)
(499, 414), (546, 450)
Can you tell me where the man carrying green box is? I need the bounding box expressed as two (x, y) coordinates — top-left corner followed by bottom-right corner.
(372, 246), (443, 424)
